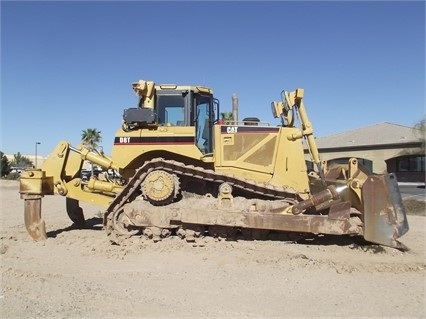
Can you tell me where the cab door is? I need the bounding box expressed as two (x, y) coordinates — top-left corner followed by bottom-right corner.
(193, 94), (216, 154)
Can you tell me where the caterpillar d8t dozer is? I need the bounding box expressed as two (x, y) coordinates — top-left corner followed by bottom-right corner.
(19, 79), (409, 248)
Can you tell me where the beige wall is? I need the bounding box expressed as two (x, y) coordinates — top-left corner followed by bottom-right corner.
(6, 154), (98, 172)
(5, 154), (45, 169)
(305, 146), (421, 174)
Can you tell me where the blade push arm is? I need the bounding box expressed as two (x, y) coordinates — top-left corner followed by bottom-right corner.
(272, 88), (325, 183)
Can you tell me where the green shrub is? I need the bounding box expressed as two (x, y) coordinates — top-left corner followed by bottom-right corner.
(4, 172), (21, 180)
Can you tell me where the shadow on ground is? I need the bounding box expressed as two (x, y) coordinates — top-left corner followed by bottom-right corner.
(47, 217), (103, 238)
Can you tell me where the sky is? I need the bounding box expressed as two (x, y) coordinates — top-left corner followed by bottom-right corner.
(1, 0), (425, 157)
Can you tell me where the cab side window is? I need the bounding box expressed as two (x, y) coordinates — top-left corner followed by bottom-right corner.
(157, 95), (185, 125)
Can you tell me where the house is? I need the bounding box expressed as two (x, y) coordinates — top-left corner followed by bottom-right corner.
(305, 122), (425, 183)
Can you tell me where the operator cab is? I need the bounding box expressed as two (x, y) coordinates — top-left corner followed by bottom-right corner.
(155, 87), (218, 154)
(123, 82), (219, 154)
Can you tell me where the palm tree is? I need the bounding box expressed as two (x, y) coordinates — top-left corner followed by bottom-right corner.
(81, 128), (102, 151)
(81, 128), (102, 178)
(220, 112), (234, 124)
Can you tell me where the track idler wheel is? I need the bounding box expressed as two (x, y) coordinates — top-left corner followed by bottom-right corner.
(105, 207), (141, 245)
(141, 170), (179, 206)
(113, 208), (140, 237)
(23, 195), (47, 241)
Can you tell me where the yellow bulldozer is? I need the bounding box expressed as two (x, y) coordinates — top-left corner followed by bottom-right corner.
(19, 79), (409, 248)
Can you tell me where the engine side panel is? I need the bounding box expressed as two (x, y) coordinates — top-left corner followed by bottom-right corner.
(214, 125), (310, 197)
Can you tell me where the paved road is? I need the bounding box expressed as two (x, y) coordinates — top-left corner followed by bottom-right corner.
(399, 184), (426, 201)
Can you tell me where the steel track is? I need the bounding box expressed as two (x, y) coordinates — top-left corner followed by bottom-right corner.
(105, 157), (301, 240)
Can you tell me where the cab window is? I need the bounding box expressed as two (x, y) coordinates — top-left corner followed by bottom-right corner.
(157, 95), (185, 125)
(195, 95), (213, 154)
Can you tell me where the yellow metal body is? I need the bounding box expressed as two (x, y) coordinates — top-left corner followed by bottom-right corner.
(212, 124), (310, 198)
(111, 121), (311, 199)
(34, 141), (121, 208)
(33, 85), (351, 206)
(18, 79), (409, 248)
(109, 84), (313, 199)
(112, 126), (203, 180)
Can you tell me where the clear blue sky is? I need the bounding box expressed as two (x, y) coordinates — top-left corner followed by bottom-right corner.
(1, 1), (425, 157)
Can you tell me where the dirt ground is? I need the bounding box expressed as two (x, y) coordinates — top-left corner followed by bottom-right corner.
(1, 179), (425, 319)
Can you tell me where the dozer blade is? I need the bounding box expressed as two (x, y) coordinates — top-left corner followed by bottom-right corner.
(362, 174), (409, 249)
(23, 195), (47, 241)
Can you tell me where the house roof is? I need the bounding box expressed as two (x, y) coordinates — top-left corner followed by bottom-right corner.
(311, 122), (422, 149)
